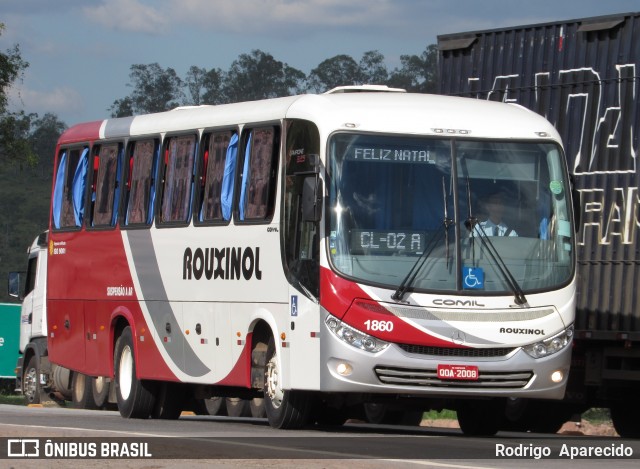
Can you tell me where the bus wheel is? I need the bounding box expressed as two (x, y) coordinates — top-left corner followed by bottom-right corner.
(263, 337), (312, 429)
(114, 326), (156, 419)
(456, 399), (500, 436)
(71, 372), (98, 409)
(23, 355), (44, 405)
(92, 376), (110, 408)
(152, 382), (184, 419)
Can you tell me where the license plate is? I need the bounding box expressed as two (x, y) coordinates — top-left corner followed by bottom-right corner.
(437, 364), (479, 381)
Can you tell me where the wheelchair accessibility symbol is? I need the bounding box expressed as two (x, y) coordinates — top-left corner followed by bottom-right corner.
(463, 267), (484, 290)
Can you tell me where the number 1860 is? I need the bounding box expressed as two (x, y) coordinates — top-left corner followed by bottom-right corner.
(364, 319), (394, 332)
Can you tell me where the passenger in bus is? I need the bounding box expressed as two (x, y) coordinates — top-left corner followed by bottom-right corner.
(474, 191), (517, 237)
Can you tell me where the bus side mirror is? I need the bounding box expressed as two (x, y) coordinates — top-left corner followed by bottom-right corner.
(8, 272), (21, 299)
(302, 176), (323, 222)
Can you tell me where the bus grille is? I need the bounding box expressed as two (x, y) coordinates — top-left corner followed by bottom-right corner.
(398, 344), (515, 358)
(374, 366), (533, 389)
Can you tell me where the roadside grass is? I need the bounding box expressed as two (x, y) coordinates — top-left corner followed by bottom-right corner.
(0, 380), (22, 405)
(0, 393), (23, 405)
(581, 408), (611, 424)
(423, 409), (457, 420)
(422, 407), (613, 425)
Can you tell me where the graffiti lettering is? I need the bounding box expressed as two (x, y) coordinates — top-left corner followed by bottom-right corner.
(578, 187), (640, 245)
(472, 63), (637, 175)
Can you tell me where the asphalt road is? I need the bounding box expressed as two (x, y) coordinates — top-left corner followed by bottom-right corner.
(0, 404), (638, 468)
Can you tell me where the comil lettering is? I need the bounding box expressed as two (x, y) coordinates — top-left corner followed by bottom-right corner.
(183, 247), (262, 281)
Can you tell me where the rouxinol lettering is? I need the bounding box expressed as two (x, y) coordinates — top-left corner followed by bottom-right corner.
(499, 327), (545, 335)
(183, 247), (262, 281)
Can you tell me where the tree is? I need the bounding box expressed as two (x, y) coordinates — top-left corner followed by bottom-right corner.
(0, 24), (28, 113)
(0, 111), (36, 168)
(359, 50), (388, 85)
(222, 50), (306, 103)
(387, 45), (438, 93)
(201, 68), (225, 105)
(307, 54), (361, 92)
(185, 66), (207, 106)
(29, 113), (67, 175)
(109, 97), (134, 118)
(109, 63), (184, 117)
(0, 23), (33, 167)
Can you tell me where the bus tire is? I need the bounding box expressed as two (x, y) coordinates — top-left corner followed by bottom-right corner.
(71, 372), (98, 409)
(92, 376), (110, 408)
(23, 355), (44, 405)
(114, 326), (156, 419)
(263, 337), (312, 429)
(152, 382), (184, 419)
(456, 399), (500, 436)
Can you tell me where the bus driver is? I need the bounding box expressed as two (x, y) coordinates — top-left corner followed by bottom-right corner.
(475, 191), (517, 237)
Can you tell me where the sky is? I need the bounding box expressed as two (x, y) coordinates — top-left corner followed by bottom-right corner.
(1, 0), (639, 126)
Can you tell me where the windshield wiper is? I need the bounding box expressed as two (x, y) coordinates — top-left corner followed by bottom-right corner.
(465, 179), (527, 305)
(392, 177), (453, 302)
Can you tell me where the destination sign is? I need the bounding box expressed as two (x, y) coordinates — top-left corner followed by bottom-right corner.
(346, 146), (438, 164)
(350, 230), (425, 254)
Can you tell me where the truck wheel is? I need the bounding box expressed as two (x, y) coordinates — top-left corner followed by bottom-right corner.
(611, 401), (640, 438)
(250, 397), (266, 418)
(263, 336), (312, 429)
(456, 399), (500, 436)
(23, 355), (43, 405)
(71, 372), (98, 409)
(226, 397), (251, 417)
(92, 376), (110, 408)
(114, 326), (156, 419)
(203, 396), (227, 416)
(503, 399), (568, 433)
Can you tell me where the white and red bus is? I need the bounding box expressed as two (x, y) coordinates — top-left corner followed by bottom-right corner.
(46, 87), (576, 434)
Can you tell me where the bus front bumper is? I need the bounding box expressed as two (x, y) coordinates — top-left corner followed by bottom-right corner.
(319, 320), (572, 400)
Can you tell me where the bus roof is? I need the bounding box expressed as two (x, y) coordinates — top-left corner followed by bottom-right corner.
(59, 92), (561, 145)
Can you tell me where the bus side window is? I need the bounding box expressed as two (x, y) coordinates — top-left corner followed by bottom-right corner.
(159, 135), (197, 224)
(52, 146), (89, 230)
(238, 126), (280, 222)
(123, 139), (159, 226)
(91, 143), (122, 228)
(197, 130), (236, 223)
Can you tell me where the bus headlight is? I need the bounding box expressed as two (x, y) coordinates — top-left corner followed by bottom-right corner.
(325, 316), (389, 353)
(523, 325), (574, 359)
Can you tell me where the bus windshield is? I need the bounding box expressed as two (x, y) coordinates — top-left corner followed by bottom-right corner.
(328, 133), (574, 294)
